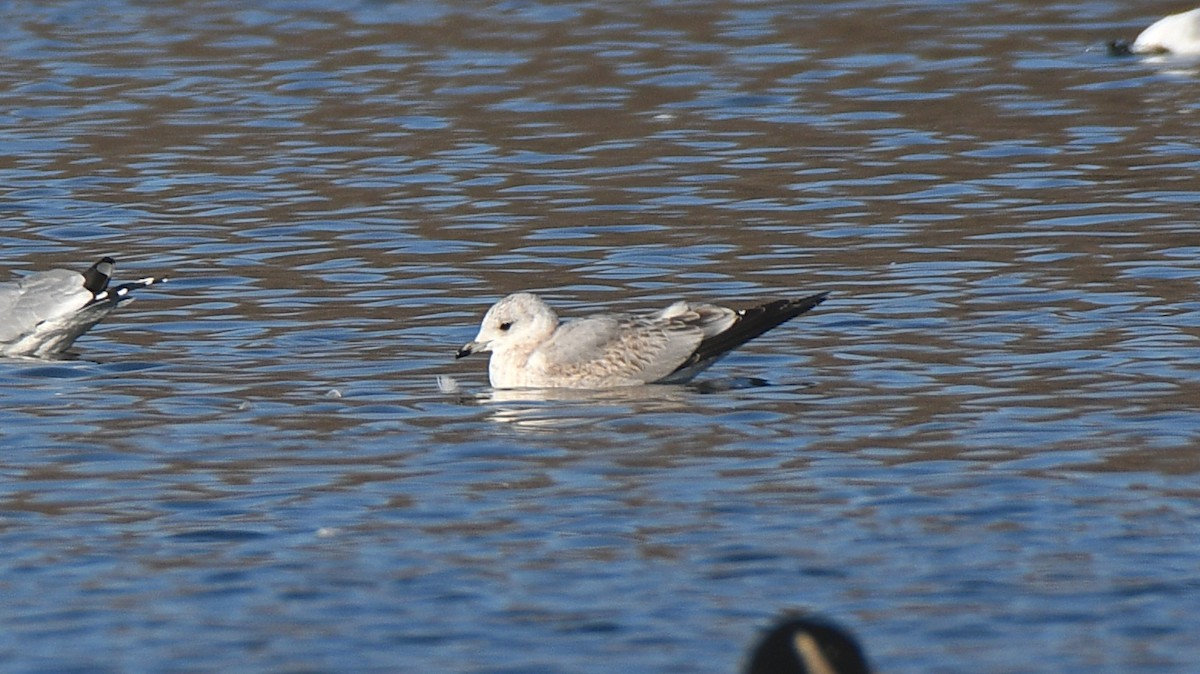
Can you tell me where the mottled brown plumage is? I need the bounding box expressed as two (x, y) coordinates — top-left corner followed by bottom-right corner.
(457, 291), (828, 388)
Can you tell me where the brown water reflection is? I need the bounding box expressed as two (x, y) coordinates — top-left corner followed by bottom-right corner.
(0, 1), (1198, 673)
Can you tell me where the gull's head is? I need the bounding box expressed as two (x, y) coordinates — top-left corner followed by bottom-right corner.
(1112, 7), (1200, 57)
(456, 292), (559, 359)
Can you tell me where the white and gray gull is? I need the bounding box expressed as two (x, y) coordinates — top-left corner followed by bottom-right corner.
(1110, 7), (1200, 56)
(0, 257), (164, 358)
(456, 290), (828, 389)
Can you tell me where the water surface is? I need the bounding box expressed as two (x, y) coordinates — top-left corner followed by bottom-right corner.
(1, 1), (1198, 672)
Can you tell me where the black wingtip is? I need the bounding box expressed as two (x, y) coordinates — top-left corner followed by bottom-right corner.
(82, 257), (116, 294)
(671, 291), (829, 376)
(789, 291), (830, 313)
(753, 291), (829, 324)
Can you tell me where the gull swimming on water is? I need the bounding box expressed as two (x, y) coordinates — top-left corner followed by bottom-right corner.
(0, 257), (164, 358)
(1109, 7), (1200, 56)
(456, 290), (828, 389)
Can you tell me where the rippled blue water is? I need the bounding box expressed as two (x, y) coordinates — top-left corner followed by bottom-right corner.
(1, 1), (1198, 672)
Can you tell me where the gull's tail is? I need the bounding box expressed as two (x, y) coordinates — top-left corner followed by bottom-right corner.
(668, 291), (828, 379)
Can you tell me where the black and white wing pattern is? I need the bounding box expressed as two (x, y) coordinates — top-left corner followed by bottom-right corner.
(458, 290), (828, 388)
(0, 257), (164, 357)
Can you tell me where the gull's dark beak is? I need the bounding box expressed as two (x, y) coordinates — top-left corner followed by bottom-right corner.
(456, 342), (477, 359)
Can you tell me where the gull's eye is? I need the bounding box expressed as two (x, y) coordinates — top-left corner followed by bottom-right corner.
(499, 321), (513, 331)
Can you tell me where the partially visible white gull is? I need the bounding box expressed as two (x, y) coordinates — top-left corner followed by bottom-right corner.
(456, 290), (828, 389)
(1110, 7), (1200, 56)
(0, 257), (164, 358)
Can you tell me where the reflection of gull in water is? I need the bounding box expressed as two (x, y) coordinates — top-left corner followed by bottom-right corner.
(456, 290), (828, 389)
(438, 374), (804, 428)
(477, 384), (703, 428)
(0, 257), (164, 358)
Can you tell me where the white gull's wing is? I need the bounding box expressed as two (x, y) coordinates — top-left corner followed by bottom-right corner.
(530, 312), (705, 387)
(1, 258), (162, 357)
(0, 269), (94, 344)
